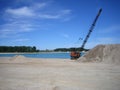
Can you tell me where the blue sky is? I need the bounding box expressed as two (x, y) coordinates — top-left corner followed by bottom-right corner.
(0, 0), (120, 50)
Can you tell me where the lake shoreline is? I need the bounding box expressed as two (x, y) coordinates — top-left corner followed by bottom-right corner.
(0, 51), (70, 54)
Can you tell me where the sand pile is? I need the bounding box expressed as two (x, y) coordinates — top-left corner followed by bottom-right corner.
(10, 55), (26, 60)
(78, 44), (120, 64)
(9, 55), (28, 63)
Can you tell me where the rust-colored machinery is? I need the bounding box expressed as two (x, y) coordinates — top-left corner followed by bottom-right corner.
(70, 51), (80, 59)
(70, 8), (102, 59)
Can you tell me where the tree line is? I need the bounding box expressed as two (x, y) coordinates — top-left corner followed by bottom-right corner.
(0, 46), (89, 52)
(0, 46), (39, 52)
(54, 47), (89, 52)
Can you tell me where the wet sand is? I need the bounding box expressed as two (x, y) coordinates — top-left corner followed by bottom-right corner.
(0, 57), (120, 90)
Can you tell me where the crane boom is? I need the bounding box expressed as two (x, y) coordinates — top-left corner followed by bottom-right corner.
(81, 8), (102, 49)
(70, 8), (102, 59)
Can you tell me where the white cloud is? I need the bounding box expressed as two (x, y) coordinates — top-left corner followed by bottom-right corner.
(1, 1), (72, 39)
(5, 2), (49, 17)
(6, 7), (34, 17)
(5, 2), (72, 19)
(38, 9), (71, 19)
(0, 22), (35, 38)
(38, 14), (60, 19)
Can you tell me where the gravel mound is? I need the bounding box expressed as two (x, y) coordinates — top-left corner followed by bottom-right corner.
(78, 44), (120, 64)
(9, 55), (28, 63)
(10, 55), (26, 60)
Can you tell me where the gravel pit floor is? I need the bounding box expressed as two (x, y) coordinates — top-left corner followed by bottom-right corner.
(0, 57), (120, 90)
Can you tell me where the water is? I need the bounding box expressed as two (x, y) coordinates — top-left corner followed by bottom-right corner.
(0, 52), (85, 59)
(0, 52), (71, 59)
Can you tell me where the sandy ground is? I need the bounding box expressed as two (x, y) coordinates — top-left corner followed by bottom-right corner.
(0, 57), (120, 90)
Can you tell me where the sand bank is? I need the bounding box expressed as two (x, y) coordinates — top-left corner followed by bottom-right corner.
(0, 55), (120, 90)
(78, 44), (120, 64)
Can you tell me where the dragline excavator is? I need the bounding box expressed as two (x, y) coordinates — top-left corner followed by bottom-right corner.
(70, 8), (102, 59)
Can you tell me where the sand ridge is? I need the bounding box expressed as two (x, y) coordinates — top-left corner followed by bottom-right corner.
(78, 44), (120, 64)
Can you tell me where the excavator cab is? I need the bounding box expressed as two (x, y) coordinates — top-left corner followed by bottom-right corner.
(70, 51), (80, 59)
(70, 48), (80, 59)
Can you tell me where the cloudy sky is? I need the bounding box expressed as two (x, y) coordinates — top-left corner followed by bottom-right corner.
(0, 0), (120, 50)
